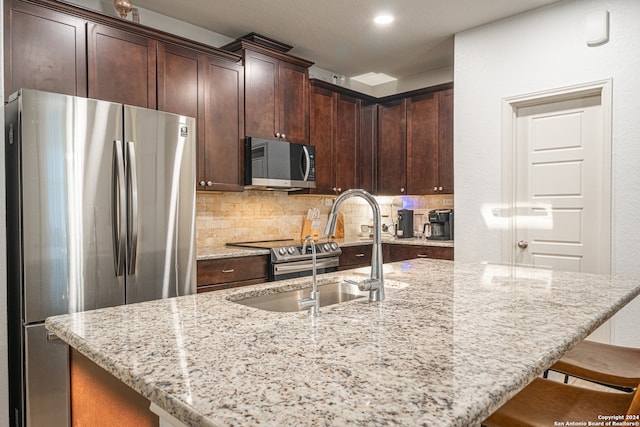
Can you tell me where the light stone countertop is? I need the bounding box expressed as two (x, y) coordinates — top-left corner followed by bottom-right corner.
(45, 260), (640, 426)
(197, 236), (453, 260)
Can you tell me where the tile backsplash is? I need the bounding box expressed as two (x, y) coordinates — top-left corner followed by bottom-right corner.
(197, 190), (454, 251)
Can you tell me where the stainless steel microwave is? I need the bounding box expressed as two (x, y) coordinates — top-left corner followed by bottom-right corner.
(244, 137), (316, 190)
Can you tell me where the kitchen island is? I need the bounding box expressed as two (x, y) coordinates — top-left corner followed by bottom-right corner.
(45, 259), (640, 426)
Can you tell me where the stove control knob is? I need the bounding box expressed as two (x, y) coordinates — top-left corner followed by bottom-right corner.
(287, 246), (296, 254)
(330, 242), (339, 250)
(323, 243), (331, 251)
(278, 248), (287, 256)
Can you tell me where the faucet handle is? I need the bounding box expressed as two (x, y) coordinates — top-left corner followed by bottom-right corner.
(344, 278), (381, 292)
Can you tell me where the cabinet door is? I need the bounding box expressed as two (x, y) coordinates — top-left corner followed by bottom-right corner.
(358, 101), (377, 193)
(157, 43), (199, 119)
(335, 94), (359, 192)
(4, 0), (87, 98)
(377, 100), (406, 195)
(438, 88), (454, 194)
(309, 85), (335, 194)
(407, 92), (439, 194)
(201, 57), (245, 191)
(88, 23), (156, 109)
(244, 50), (278, 139)
(278, 61), (309, 144)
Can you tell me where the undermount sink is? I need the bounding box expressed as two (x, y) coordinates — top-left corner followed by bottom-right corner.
(233, 281), (368, 312)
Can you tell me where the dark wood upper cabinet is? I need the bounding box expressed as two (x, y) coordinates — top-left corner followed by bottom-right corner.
(157, 42), (244, 192)
(223, 36), (313, 145)
(407, 92), (439, 194)
(309, 84), (334, 194)
(334, 94), (359, 192)
(200, 56), (244, 191)
(157, 42), (199, 119)
(376, 84), (454, 196)
(377, 99), (407, 195)
(4, 0), (87, 98)
(309, 80), (376, 195)
(358, 101), (377, 194)
(88, 23), (157, 109)
(438, 88), (454, 194)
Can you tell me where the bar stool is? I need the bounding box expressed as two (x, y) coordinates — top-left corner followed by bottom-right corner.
(548, 340), (640, 392)
(483, 378), (640, 427)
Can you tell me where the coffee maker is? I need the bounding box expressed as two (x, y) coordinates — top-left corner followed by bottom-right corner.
(427, 209), (454, 240)
(396, 209), (414, 238)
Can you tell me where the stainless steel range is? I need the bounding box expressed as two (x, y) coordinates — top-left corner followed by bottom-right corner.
(227, 239), (342, 281)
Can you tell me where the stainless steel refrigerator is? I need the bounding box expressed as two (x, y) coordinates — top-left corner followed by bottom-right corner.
(5, 89), (197, 426)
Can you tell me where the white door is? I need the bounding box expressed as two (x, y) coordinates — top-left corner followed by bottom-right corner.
(503, 81), (612, 342)
(514, 94), (608, 273)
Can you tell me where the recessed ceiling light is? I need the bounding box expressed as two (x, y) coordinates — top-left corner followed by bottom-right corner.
(374, 14), (394, 25)
(351, 72), (397, 86)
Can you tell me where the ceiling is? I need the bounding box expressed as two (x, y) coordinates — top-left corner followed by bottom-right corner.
(131, 0), (561, 81)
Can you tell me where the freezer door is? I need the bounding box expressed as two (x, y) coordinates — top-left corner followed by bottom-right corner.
(18, 89), (126, 323)
(123, 106), (196, 303)
(25, 324), (69, 427)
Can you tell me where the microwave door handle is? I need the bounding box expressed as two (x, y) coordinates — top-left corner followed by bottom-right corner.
(302, 145), (311, 181)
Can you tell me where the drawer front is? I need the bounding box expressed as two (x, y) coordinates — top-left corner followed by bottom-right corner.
(197, 255), (268, 286)
(386, 245), (454, 262)
(339, 245), (373, 268)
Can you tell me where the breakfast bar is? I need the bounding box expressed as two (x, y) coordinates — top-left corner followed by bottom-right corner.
(45, 259), (640, 426)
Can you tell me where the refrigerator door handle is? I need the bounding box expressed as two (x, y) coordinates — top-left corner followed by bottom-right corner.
(126, 141), (139, 275)
(112, 140), (126, 276)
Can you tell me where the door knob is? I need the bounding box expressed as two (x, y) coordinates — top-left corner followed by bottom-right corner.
(517, 240), (529, 249)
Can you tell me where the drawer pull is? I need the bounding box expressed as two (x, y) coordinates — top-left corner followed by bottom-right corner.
(221, 269), (235, 273)
(355, 253), (365, 257)
(416, 254), (429, 258)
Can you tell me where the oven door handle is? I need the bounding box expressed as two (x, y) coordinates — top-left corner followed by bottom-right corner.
(273, 258), (339, 275)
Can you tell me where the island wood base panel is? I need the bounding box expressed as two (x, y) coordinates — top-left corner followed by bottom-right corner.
(71, 348), (158, 427)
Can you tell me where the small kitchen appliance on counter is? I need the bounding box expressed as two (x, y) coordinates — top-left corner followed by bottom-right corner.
(396, 209), (414, 238)
(427, 209), (454, 240)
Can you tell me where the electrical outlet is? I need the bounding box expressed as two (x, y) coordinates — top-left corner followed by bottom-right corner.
(324, 198), (333, 206)
(443, 198), (454, 207)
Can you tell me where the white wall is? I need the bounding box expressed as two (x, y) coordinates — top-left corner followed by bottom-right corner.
(454, 0), (640, 345)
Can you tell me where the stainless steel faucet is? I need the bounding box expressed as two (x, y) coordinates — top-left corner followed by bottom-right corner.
(325, 189), (385, 301)
(299, 236), (320, 316)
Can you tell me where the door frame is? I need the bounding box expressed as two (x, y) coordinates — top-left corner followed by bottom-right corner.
(500, 79), (612, 270)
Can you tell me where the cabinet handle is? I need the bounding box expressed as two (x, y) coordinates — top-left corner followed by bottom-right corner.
(401, 188), (405, 193)
(433, 186), (438, 192)
(199, 181), (206, 187)
(438, 186), (443, 192)
(207, 181), (213, 187)
(275, 132), (281, 138)
(280, 133), (286, 139)
(337, 187), (341, 192)
(417, 254), (429, 258)
(355, 253), (365, 257)
(332, 187), (337, 192)
(221, 269), (235, 273)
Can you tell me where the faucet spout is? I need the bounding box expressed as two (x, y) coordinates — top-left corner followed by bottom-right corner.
(300, 236), (320, 316)
(325, 189), (384, 301)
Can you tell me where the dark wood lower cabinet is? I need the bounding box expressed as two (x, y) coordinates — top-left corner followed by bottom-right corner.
(384, 244), (454, 262)
(338, 245), (373, 270)
(197, 255), (268, 293)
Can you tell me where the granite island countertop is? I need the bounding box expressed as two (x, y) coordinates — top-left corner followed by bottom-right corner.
(46, 260), (640, 426)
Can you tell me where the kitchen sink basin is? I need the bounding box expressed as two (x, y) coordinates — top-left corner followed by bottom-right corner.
(233, 281), (368, 312)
